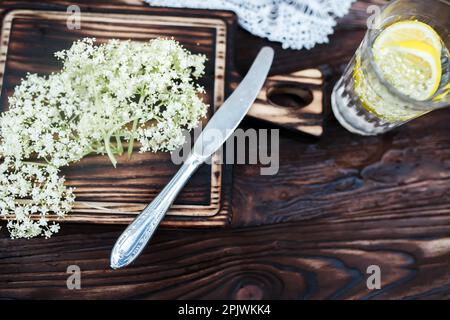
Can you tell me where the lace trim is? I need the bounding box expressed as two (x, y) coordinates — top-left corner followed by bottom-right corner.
(145, 0), (356, 50)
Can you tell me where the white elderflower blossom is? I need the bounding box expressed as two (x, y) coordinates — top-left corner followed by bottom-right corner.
(0, 38), (207, 238)
(0, 158), (75, 239)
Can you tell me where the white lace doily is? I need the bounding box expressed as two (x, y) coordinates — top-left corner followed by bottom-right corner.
(145, 0), (356, 50)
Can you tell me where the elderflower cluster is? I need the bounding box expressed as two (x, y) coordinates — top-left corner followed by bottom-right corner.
(0, 38), (208, 238)
(0, 158), (74, 239)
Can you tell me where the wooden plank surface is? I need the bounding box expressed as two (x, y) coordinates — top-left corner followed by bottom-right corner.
(2, 0), (450, 300)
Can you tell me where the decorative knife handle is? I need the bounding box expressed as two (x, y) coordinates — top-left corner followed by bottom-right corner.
(110, 155), (202, 269)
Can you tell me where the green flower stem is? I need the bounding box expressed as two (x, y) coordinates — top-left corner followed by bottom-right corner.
(81, 146), (96, 158)
(101, 117), (138, 165)
(126, 94), (145, 159)
(127, 118), (139, 159)
(115, 134), (123, 155)
(104, 135), (117, 167)
(22, 161), (53, 168)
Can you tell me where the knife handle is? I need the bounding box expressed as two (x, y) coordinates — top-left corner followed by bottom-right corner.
(110, 154), (202, 269)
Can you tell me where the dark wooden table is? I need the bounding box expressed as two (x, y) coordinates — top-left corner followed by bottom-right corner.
(1, 0), (450, 300)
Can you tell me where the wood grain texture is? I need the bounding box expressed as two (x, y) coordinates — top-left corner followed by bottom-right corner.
(0, 9), (234, 226)
(2, 0), (450, 300)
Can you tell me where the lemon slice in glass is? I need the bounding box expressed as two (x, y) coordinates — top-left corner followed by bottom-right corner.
(374, 40), (442, 101)
(373, 20), (442, 54)
(372, 21), (443, 101)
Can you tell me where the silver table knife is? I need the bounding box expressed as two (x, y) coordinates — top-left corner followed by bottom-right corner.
(110, 47), (274, 269)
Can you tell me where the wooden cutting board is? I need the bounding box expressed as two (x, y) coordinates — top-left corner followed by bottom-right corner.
(0, 9), (234, 227)
(0, 7), (325, 227)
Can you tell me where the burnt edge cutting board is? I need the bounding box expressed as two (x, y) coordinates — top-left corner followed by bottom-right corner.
(0, 9), (234, 227)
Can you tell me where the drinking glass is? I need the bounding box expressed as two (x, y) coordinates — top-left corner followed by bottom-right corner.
(331, 0), (450, 135)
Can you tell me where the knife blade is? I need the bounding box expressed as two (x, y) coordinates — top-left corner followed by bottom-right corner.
(192, 46), (274, 159)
